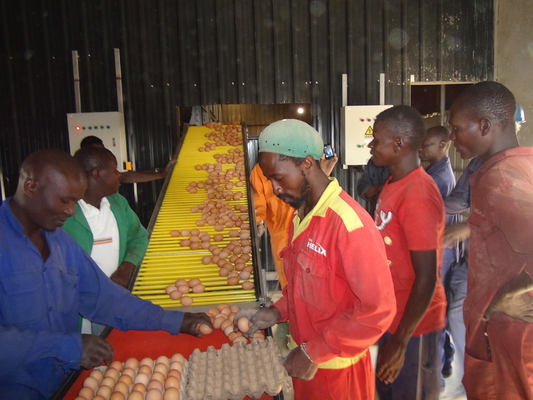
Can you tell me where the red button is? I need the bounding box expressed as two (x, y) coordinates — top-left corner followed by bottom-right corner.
(306, 268), (310, 273)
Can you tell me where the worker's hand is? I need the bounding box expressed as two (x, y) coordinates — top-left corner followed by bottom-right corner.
(376, 335), (408, 384)
(159, 159), (177, 178)
(484, 272), (533, 322)
(79, 334), (114, 369)
(234, 307), (281, 337)
(364, 184), (384, 199)
(283, 346), (318, 380)
(110, 262), (136, 288)
(179, 312), (213, 337)
(443, 222), (470, 248)
(256, 222), (265, 237)
(319, 152), (338, 177)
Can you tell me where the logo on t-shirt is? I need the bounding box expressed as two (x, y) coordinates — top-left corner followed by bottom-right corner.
(376, 209), (393, 231)
(307, 238), (327, 257)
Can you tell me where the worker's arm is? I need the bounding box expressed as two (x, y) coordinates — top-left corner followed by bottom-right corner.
(250, 164), (268, 225)
(119, 160), (176, 183)
(443, 222), (470, 248)
(376, 249), (437, 384)
(484, 271), (533, 322)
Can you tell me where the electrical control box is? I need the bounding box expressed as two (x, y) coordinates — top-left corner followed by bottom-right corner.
(340, 105), (393, 166)
(67, 112), (129, 171)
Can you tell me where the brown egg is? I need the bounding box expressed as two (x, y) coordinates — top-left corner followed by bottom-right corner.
(89, 369), (104, 382)
(174, 279), (187, 287)
(170, 290), (183, 300)
(213, 234), (224, 241)
(237, 316), (250, 333)
(117, 374), (133, 386)
(134, 373), (150, 386)
(83, 376), (99, 391)
(169, 361), (184, 373)
(147, 379), (163, 392)
(93, 396), (107, 400)
(207, 307), (220, 316)
(213, 316), (224, 329)
(110, 360), (124, 371)
(188, 278), (201, 287)
(164, 376), (181, 390)
(96, 385), (113, 398)
(176, 285), (189, 294)
(242, 281), (255, 290)
(104, 367), (120, 380)
(153, 363), (168, 375)
(124, 357), (139, 370)
(243, 265), (253, 273)
(167, 369), (181, 380)
(180, 229), (190, 236)
(78, 387), (94, 399)
(233, 335), (248, 344)
(224, 325), (234, 336)
(228, 331), (242, 341)
(165, 285), (178, 295)
(110, 392), (126, 400)
(101, 376), (116, 388)
(114, 381), (130, 396)
(132, 383), (147, 393)
(192, 284), (205, 293)
(155, 355), (170, 367)
(121, 367), (136, 378)
(140, 357), (153, 367)
(220, 319), (233, 331)
(137, 365), (151, 375)
(227, 276), (240, 285)
(170, 353), (185, 364)
(170, 230), (181, 237)
(180, 296), (193, 306)
(201, 256), (212, 265)
(218, 303), (230, 311)
(128, 391), (145, 400)
(146, 388), (163, 400)
(179, 239), (190, 247)
(239, 271), (251, 280)
(199, 324), (213, 335)
(163, 387), (180, 400)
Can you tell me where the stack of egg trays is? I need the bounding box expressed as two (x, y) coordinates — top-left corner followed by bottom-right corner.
(184, 337), (293, 400)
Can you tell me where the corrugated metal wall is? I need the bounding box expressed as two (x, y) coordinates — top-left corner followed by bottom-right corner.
(0, 0), (494, 224)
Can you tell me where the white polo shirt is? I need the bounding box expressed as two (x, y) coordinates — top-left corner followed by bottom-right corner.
(78, 197), (120, 277)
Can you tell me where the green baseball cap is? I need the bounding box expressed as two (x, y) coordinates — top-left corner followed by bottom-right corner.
(258, 119), (324, 160)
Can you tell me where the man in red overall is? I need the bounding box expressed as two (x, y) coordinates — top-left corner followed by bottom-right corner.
(237, 119), (397, 399)
(449, 81), (533, 400)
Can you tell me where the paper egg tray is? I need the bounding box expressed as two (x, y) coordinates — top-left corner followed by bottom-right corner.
(185, 337), (293, 400)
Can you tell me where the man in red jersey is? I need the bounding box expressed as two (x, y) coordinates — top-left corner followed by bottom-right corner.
(369, 105), (447, 400)
(236, 119), (396, 400)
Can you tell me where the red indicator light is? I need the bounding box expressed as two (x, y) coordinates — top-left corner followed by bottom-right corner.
(75, 126), (82, 131)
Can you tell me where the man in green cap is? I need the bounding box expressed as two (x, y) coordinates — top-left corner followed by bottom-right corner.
(235, 119), (397, 400)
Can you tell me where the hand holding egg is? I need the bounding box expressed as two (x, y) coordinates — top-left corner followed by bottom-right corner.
(234, 306), (281, 337)
(179, 312), (213, 337)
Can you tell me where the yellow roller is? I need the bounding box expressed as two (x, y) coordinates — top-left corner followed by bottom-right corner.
(132, 125), (257, 308)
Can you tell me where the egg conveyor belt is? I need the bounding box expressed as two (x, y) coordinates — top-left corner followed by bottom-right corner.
(132, 125), (257, 307)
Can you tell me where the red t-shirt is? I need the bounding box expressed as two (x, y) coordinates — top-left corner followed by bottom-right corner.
(375, 167), (446, 336)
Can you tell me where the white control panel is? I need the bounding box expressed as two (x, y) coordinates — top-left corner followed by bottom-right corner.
(67, 112), (129, 171)
(340, 105), (393, 166)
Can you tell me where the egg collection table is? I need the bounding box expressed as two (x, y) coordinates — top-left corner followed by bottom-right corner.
(62, 327), (280, 400)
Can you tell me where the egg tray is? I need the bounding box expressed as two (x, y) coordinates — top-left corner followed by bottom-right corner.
(132, 125), (257, 308)
(90, 360), (189, 399)
(184, 337), (293, 400)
